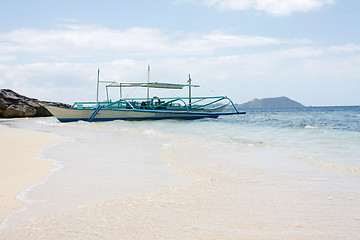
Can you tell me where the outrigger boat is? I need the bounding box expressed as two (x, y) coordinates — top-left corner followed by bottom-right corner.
(45, 67), (245, 122)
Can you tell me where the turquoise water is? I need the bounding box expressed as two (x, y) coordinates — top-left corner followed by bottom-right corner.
(1, 106), (360, 239)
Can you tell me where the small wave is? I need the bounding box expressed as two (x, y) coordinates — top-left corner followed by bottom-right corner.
(304, 124), (318, 129)
(229, 136), (265, 147)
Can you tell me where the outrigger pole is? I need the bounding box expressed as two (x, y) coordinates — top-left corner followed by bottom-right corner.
(147, 65), (150, 104)
(188, 73), (192, 106)
(96, 68), (100, 104)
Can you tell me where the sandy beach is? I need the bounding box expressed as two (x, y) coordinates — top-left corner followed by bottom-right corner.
(0, 123), (64, 224)
(0, 117), (359, 239)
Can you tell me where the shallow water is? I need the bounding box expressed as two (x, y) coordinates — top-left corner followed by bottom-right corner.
(1, 106), (360, 239)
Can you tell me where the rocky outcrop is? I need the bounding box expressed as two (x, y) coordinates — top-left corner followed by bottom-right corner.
(0, 89), (71, 118)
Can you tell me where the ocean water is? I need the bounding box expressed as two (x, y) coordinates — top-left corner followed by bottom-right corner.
(1, 106), (360, 239)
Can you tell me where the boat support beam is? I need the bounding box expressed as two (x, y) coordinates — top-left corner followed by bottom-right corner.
(88, 105), (102, 122)
(224, 96), (241, 114)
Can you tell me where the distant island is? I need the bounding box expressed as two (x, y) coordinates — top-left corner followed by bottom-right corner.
(237, 96), (305, 108)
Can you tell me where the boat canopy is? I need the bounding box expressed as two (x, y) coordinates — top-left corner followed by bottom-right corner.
(106, 82), (200, 89)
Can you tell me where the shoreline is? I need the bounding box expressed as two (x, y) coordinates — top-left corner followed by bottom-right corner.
(0, 123), (65, 226)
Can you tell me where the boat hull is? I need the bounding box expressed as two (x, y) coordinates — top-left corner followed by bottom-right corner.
(44, 105), (235, 122)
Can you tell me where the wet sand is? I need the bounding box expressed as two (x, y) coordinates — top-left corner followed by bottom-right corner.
(0, 123), (64, 224)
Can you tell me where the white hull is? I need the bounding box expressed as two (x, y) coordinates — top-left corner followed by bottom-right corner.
(45, 105), (228, 122)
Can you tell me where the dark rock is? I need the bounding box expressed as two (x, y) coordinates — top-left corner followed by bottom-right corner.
(3, 104), (37, 117)
(0, 89), (71, 118)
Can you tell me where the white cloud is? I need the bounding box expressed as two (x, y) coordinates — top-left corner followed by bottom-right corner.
(0, 26), (171, 61)
(1, 43), (359, 106)
(0, 25), (287, 63)
(177, 0), (336, 16)
(329, 44), (360, 53)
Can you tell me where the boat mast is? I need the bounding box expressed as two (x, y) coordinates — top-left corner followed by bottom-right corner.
(188, 73), (192, 106)
(147, 65), (150, 104)
(96, 68), (100, 104)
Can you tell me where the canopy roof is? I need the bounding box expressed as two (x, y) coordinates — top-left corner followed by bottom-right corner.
(106, 82), (199, 89)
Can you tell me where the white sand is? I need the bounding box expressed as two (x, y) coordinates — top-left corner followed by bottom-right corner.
(1, 130), (359, 239)
(0, 121), (359, 239)
(0, 123), (64, 224)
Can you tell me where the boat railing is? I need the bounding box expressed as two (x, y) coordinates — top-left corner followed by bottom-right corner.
(71, 101), (109, 109)
(190, 96), (225, 109)
(71, 96), (240, 113)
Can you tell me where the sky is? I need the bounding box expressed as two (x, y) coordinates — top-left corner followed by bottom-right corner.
(0, 0), (359, 106)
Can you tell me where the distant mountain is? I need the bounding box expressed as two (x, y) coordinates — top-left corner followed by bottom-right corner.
(237, 96), (305, 108)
